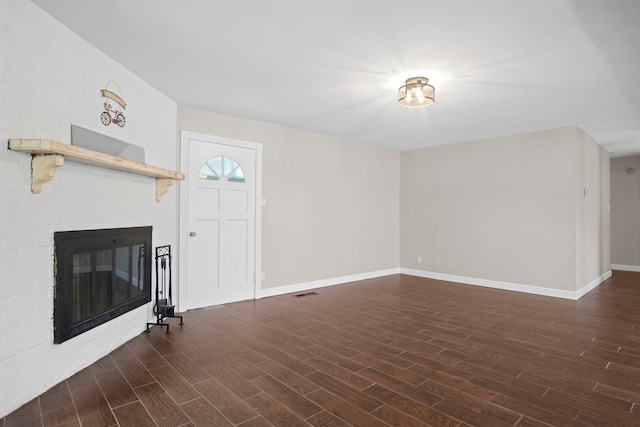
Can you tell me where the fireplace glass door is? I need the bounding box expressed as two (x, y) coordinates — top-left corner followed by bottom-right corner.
(54, 227), (151, 343)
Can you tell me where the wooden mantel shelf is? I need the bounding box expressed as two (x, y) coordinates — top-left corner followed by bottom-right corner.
(8, 139), (184, 202)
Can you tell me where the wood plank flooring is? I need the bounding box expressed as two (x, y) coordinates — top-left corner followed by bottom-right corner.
(3, 272), (640, 426)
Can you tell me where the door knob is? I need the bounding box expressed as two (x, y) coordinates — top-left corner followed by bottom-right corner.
(189, 231), (197, 237)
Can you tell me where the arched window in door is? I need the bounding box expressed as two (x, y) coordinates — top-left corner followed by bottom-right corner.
(198, 156), (245, 182)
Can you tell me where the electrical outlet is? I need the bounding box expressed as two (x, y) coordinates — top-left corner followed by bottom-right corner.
(417, 256), (422, 264)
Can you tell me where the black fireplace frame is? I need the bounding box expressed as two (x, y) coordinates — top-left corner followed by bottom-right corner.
(53, 226), (152, 344)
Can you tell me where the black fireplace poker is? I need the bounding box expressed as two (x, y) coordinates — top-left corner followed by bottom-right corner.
(146, 245), (183, 333)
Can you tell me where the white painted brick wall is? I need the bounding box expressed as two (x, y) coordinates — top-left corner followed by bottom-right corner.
(0, 0), (179, 417)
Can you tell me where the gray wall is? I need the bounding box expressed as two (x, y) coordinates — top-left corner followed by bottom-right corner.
(610, 155), (640, 268)
(177, 105), (400, 290)
(400, 127), (610, 293)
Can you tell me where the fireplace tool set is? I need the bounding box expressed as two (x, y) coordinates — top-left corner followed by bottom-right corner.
(146, 245), (183, 333)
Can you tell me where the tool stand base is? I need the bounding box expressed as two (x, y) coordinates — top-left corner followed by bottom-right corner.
(145, 314), (183, 334)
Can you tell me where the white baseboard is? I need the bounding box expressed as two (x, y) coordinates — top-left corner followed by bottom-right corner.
(400, 268), (612, 300)
(255, 267), (613, 301)
(611, 264), (640, 272)
(257, 268), (400, 298)
(576, 270), (612, 299)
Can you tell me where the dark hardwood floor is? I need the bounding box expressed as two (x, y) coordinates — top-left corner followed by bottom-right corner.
(3, 272), (640, 426)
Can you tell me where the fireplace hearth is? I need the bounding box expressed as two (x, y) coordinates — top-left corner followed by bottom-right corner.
(53, 227), (152, 344)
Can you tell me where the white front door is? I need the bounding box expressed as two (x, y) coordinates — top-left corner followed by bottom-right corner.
(181, 134), (260, 310)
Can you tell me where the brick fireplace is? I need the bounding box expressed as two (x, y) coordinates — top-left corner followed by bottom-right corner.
(0, 1), (180, 418)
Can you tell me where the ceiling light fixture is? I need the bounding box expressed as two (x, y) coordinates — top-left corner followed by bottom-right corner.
(398, 77), (435, 108)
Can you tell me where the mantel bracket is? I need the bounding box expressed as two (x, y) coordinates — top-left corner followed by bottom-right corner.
(31, 154), (64, 194)
(156, 178), (174, 202)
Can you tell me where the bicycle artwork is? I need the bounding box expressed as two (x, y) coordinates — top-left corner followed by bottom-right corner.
(100, 81), (127, 127)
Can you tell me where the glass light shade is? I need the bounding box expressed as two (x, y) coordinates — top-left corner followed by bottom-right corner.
(398, 77), (435, 108)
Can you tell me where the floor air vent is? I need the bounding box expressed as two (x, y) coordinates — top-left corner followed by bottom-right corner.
(293, 291), (318, 298)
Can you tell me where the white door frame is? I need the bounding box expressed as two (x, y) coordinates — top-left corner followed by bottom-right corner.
(178, 131), (263, 312)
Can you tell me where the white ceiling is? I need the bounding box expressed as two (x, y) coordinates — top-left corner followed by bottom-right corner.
(32, 0), (640, 155)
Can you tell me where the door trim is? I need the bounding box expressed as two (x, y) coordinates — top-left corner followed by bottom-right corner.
(178, 131), (263, 312)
